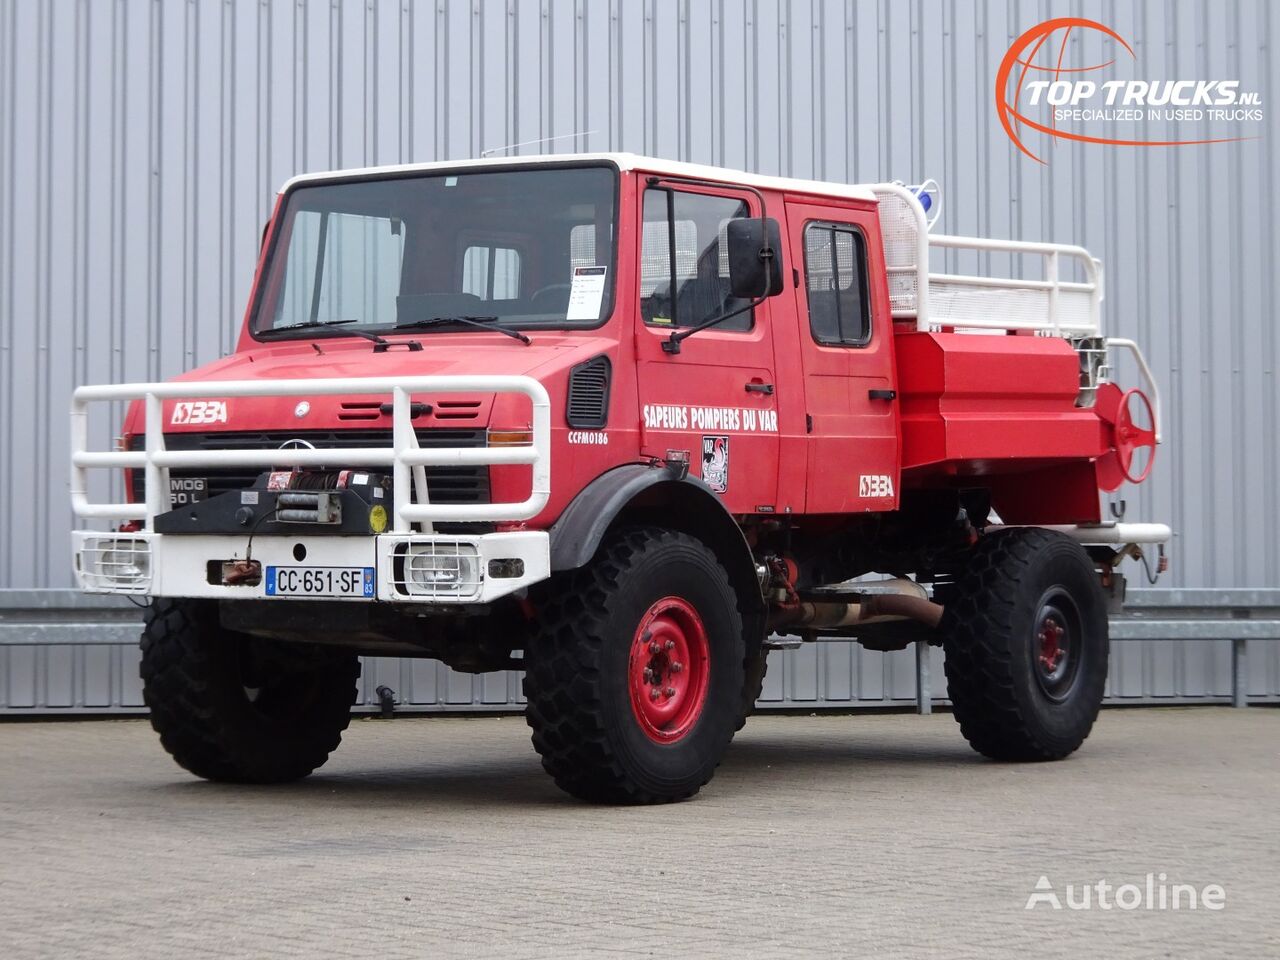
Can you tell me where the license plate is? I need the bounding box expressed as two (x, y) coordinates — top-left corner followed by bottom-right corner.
(169, 477), (207, 506)
(265, 566), (376, 598)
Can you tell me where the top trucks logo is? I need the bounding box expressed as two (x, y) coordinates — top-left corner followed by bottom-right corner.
(997, 17), (1262, 164)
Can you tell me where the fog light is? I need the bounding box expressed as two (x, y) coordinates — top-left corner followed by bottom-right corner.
(399, 542), (481, 598)
(80, 537), (152, 592)
(102, 546), (150, 581)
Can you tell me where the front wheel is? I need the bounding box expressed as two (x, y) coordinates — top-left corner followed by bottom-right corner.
(941, 528), (1109, 761)
(523, 527), (746, 803)
(140, 599), (360, 783)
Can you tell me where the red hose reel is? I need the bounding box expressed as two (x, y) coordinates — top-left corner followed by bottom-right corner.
(1095, 382), (1157, 491)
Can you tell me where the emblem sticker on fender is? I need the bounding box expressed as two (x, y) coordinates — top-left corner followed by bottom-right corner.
(858, 474), (895, 498)
(171, 400), (227, 425)
(701, 436), (729, 493)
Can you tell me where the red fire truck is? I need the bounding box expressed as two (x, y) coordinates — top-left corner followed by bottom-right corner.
(71, 154), (1168, 803)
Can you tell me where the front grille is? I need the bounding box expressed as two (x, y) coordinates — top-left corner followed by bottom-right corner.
(128, 429), (490, 505)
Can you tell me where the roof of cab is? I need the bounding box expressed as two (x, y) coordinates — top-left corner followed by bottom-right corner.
(278, 152), (880, 203)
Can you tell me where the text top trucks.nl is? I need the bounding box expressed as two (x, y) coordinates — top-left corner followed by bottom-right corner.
(71, 154), (1169, 803)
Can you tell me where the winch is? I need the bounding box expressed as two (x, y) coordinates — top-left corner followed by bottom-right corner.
(153, 468), (393, 536)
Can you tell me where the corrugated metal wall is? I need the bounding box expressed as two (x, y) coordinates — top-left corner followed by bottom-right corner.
(4, 589), (1277, 713)
(2, 0), (1277, 711)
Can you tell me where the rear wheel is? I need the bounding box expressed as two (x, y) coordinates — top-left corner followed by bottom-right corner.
(941, 528), (1109, 761)
(140, 598), (360, 783)
(738, 649), (769, 731)
(523, 527), (746, 803)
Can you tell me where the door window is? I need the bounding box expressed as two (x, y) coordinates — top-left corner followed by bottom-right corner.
(640, 189), (754, 332)
(803, 222), (871, 346)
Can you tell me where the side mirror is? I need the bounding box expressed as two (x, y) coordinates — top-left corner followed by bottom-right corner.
(726, 217), (785, 299)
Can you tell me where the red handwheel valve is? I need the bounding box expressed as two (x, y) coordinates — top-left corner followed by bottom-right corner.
(1096, 383), (1158, 491)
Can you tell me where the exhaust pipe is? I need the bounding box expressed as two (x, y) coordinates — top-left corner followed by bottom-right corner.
(772, 578), (943, 631)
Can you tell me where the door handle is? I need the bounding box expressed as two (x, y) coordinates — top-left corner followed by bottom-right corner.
(868, 389), (897, 401)
(746, 382), (775, 395)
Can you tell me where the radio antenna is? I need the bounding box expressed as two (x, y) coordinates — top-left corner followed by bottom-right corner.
(480, 130), (599, 158)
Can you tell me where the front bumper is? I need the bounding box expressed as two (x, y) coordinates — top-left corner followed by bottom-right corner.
(71, 530), (550, 604)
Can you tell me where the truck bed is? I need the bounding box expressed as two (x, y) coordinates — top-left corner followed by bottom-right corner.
(895, 331), (1103, 473)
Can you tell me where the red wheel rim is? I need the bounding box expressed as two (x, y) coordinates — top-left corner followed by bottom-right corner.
(1030, 592), (1083, 703)
(1037, 617), (1067, 677)
(627, 596), (711, 744)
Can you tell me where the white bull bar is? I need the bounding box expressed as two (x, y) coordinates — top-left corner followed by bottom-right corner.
(70, 374), (552, 531)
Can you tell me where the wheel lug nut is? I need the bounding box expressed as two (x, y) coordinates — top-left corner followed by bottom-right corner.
(649, 641), (662, 654)
(671, 662), (683, 673)
(664, 640), (675, 651)
(649, 688), (661, 701)
(643, 667), (654, 681)
(664, 687), (676, 697)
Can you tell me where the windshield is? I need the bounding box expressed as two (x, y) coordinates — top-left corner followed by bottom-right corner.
(251, 164), (617, 338)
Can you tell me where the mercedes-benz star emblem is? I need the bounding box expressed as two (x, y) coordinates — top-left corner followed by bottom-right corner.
(294, 401), (311, 419)
(278, 439), (317, 450)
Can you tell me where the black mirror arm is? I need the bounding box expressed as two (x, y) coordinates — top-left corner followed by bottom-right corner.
(661, 293), (769, 355)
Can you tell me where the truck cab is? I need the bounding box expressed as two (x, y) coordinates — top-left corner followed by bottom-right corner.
(71, 154), (1168, 802)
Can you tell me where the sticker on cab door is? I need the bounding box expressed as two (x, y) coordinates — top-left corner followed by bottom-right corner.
(701, 435), (729, 493)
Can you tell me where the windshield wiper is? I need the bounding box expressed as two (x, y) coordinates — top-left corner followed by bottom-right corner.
(261, 319), (390, 346)
(396, 315), (531, 345)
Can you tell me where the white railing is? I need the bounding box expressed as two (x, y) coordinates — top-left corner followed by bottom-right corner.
(871, 182), (1103, 337)
(1104, 337), (1164, 444)
(70, 375), (551, 532)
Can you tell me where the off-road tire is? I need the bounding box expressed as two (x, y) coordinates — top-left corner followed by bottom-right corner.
(140, 598), (360, 783)
(941, 528), (1109, 761)
(523, 527), (746, 804)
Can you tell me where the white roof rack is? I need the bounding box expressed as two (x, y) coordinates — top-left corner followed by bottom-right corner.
(870, 182), (1103, 338)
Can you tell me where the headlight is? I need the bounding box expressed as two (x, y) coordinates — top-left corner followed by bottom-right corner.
(102, 546), (150, 581)
(396, 541), (481, 598)
(79, 537), (153, 592)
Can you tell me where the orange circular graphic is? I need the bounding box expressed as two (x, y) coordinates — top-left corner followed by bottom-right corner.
(996, 17), (1254, 164)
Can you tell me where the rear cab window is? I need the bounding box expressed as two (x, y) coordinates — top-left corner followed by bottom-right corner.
(462, 245), (521, 301)
(803, 221), (872, 346)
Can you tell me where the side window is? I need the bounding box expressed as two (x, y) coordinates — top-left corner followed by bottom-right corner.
(640, 189), (753, 332)
(277, 210), (405, 326)
(462, 245), (521, 300)
(803, 222), (871, 346)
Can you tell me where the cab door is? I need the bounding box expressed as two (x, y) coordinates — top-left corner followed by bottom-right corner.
(785, 201), (899, 514)
(634, 183), (780, 513)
